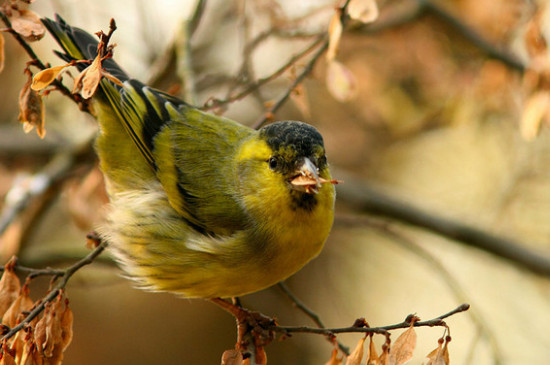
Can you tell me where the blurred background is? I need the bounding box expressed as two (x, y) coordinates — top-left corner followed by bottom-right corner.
(1, 0), (550, 364)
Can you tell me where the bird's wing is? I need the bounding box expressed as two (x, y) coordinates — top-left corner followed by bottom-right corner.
(103, 80), (253, 236)
(42, 15), (251, 236)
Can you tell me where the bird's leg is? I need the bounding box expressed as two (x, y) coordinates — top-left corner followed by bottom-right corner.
(210, 298), (276, 364)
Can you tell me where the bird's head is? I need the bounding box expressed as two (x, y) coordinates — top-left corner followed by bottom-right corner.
(236, 121), (338, 213)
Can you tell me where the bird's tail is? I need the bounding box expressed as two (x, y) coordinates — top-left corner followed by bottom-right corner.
(41, 14), (129, 83)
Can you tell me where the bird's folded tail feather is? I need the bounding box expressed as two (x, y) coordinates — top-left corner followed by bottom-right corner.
(41, 14), (129, 82)
(40, 14), (187, 171)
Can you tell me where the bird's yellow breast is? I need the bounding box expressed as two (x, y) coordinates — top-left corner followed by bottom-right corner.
(102, 179), (334, 298)
(235, 137), (336, 286)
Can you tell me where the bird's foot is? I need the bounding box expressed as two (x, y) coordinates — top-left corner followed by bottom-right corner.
(211, 298), (277, 364)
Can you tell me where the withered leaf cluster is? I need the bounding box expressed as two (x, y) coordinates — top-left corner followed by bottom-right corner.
(18, 69), (45, 139)
(0, 0), (45, 74)
(1, 3), (123, 139)
(0, 258), (73, 365)
(323, 320), (450, 365)
(0, 1), (47, 138)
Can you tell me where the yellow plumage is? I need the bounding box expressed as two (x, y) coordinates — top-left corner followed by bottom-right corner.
(42, 15), (336, 298)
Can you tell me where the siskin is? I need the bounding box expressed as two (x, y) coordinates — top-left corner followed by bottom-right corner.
(41, 15), (338, 299)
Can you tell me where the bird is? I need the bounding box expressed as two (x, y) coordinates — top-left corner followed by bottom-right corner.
(40, 15), (337, 300)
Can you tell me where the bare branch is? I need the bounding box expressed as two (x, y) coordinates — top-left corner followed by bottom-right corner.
(0, 237), (107, 342)
(252, 35), (328, 129)
(203, 34), (326, 112)
(335, 214), (504, 361)
(0, 11), (92, 113)
(419, 0), (525, 72)
(0, 141), (94, 237)
(335, 171), (550, 277)
(272, 303), (469, 336)
(277, 282), (350, 355)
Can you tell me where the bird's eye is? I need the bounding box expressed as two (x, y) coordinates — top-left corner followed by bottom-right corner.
(268, 157), (278, 170)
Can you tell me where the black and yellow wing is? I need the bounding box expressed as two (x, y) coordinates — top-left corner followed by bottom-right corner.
(42, 15), (252, 235)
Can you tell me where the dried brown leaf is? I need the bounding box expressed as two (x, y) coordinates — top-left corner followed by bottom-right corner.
(378, 345), (390, 365)
(18, 71), (46, 138)
(10, 328), (27, 362)
(44, 312), (62, 357)
(0, 343), (16, 365)
(327, 11), (343, 61)
(9, 9), (45, 42)
(59, 298), (73, 351)
(2, 285), (33, 327)
(367, 336), (379, 365)
(32, 65), (70, 91)
(326, 60), (358, 102)
(221, 349), (243, 365)
(388, 325), (417, 365)
(0, 258), (21, 319)
(0, 33), (4, 74)
(424, 341), (449, 365)
(348, 0), (379, 24)
(20, 338), (44, 365)
(325, 348), (343, 365)
(346, 336), (366, 365)
(80, 54), (103, 99)
(520, 91), (550, 141)
(32, 294), (72, 364)
(33, 304), (49, 354)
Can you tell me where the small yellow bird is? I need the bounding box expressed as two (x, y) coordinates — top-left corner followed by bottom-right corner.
(42, 15), (337, 299)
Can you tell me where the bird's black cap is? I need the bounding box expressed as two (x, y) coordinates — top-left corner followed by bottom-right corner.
(259, 121), (324, 158)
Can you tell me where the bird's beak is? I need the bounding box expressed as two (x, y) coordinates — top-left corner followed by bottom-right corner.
(290, 157), (322, 194)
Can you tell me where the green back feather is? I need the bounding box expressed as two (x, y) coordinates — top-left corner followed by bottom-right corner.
(43, 15), (254, 235)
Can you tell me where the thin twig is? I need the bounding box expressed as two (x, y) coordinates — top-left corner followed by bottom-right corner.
(277, 282), (350, 355)
(272, 303), (470, 336)
(204, 34), (326, 112)
(0, 11), (92, 113)
(0, 12), (47, 69)
(251, 0), (353, 129)
(1, 239), (108, 342)
(353, 0), (525, 72)
(252, 36), (328, 129)
(335, 170), (550, 277)
(174, 0), (207, 104)
(0, 154), (72, 236)
(419, 0), (525, 72)
(277, 282), (324, 328)
(335, 214), (504, 362)
(0, 264), (64, 278)
(0, 139), (94, 237)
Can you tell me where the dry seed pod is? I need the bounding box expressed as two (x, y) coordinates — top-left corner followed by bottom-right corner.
(2, 285), (33, 328)
(0, 258), (21, 319)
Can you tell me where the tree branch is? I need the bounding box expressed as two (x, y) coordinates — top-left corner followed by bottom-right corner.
(0, 141), (94, 237)
(252, 36), (328, 129)
(335, 214), (504, 362)
(203, 34), (326, 113)
(0, 237), (107, 342)
(335, 171), (550, 277)
(419, 0), (525, 72)
(0, 11), (92, 113)
(354, 0), (526, 72)
(277, 282), (350, 355)
(272, 303), (469, 336)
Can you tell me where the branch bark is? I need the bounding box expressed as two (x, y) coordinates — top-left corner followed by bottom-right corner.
(335, 170), (550, 277)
